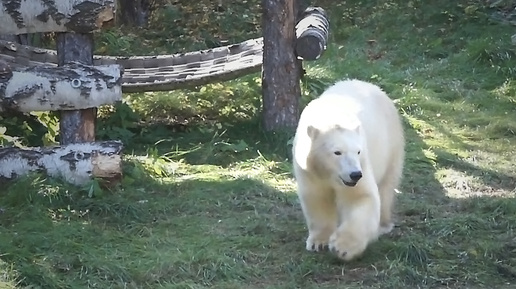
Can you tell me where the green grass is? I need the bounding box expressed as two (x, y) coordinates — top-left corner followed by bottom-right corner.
(1, 0), (516, 288)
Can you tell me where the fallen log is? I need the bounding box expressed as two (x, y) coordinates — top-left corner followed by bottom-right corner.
(0, 0), (116, 35)
(0, 62), (123, 112)
(0, 140), (123, 186)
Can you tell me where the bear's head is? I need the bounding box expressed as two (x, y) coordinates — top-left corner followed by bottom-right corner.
(306, 121), (364, 187)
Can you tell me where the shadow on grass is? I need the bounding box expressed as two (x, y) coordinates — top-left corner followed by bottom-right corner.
(435, 148), (516, 193)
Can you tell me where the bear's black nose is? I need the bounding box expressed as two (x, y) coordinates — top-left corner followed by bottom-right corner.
(349, 171), (362, 182)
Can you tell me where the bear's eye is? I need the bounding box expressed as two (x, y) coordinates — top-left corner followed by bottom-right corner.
(358, 150), (361, 155)
(334, 151), (342, 156)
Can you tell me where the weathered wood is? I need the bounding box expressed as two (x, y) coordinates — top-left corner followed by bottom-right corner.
(56, 32), (97, 144)
(0, 140), (123, 185)
(261, 0), (302, 131)
(295, 7), (329, 61)
(0, 62), (122, 112)
(0, 0), (115, 35)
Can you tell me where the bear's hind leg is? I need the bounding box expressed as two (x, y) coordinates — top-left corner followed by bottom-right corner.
(378, 156), (403, 235)
(298, 182), (337, 252)
(378, 179), (395, 235)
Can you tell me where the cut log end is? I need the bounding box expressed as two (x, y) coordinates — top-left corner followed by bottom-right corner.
(92, 152), (122, 179)
(295, 34), (326, 61)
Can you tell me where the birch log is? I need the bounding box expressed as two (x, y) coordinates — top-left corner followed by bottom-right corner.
(295, 7), (329, 61)
(0, 140), (123, 185)
(0, 0), (116, 35)
(0, 62), (122, 112)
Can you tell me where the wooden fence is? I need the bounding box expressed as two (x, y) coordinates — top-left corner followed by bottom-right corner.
(0, 0), (329, 186)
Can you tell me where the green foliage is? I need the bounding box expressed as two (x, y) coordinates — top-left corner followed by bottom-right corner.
(0, 112), (59, 147)
(96, 102), (142, 144)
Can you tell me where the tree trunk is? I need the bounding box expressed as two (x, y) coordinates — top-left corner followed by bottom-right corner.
(117, 0), (150, 27)
(56, 33), (97, 144)
(0, 62), (122, 113)
(0, 141), (123, 186)
(0, 0), (115, 35)
(261, 0), (302, 132)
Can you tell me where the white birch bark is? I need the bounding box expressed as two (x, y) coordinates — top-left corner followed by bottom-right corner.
(0, 62), (122, 112)
(0, 0), (115, 35)
(0, 140), (123, 185)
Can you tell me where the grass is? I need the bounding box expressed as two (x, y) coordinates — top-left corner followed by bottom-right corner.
(1, 0), (516, 288)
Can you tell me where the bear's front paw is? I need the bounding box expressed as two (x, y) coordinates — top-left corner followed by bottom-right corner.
(305, 233), (330, 252)
(328, 228), (369, 261)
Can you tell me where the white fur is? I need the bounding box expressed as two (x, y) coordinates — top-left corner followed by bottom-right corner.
(292, 79), (405, 261)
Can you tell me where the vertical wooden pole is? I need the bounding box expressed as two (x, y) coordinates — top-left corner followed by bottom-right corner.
(295, 0), (308, 80)
(56, 33), (97, 144)
(261, 0), (302, 132)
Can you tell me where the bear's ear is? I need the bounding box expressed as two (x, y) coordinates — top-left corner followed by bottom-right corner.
(333, 123), (348, 131)
(307, 125), (319, 139)
(348, 120), (360, 132)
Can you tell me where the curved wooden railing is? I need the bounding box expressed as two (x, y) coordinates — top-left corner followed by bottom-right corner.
(0, 38), (264, 93)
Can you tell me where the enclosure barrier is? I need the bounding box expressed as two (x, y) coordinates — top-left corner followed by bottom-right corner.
(0, 0), (329, 185)
(0, 0), (123, 185)
(0, 7), (329, 93)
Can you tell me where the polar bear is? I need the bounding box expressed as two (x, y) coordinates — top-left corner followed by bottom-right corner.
(292, 79), (405, 261)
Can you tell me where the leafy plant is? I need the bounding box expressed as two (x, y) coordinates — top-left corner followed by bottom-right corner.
(0, 112), (59, 147)
(96, 102), (142, 143)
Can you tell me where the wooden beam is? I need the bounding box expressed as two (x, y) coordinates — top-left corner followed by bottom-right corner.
(0, 62), (122, 112)
(0, 0), (115, 35)
(261, 0), (302, 131)
(0, 140), (123, 186)
(56, 32), (97, 144)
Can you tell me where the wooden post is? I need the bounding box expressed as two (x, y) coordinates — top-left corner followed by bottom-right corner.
(56, 33), (97, 144)
(261, 0), (302, 132)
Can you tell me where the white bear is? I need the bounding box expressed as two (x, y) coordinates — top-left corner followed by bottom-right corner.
(292, 79), (405, 261)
